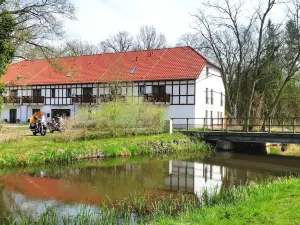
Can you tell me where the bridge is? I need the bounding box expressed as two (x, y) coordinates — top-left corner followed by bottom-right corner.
(171, 117), (300, 152)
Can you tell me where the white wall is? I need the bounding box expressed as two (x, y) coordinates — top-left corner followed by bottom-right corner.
(1, 72), (225, 123)
(195, 64), (225, 126)
(1, 105), (85, 122)
(165, 160), (226, 196)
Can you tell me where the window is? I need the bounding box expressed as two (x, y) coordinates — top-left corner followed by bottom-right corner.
(220, 92), (223, 106)
(33, 89), (41, 97)
(10, 90), (18, 97)
(83, 87), (93, 96)
(211, 89), (214, 105)
(138, 85), (146, 96)
(206, 67), (209, 77)
(152, 85), (166, 96)
(109, 85), (121, 96)
(67, 88), (72, 97)
(205, 88), (209, 104)
(51, 89), (56, 98)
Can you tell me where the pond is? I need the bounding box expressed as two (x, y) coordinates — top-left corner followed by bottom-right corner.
(0, 152), (300, 223)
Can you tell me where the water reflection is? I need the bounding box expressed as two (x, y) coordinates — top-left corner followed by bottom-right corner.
(1, 152), (300, 219)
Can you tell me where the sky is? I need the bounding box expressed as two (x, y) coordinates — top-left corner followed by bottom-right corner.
(63, 0), (287, 47)
(64, 0), (202, 46)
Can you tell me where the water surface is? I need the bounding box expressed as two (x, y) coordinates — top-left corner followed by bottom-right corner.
(0, 152), (300, 220)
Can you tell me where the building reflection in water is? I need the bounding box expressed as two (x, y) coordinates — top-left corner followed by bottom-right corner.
(164, 160), (226, 196)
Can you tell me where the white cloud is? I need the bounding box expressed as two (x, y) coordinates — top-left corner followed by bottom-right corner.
(64, 0), (201, 46)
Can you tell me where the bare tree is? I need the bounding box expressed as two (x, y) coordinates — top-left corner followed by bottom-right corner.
(192, 0), (282, 119)
(176, 32), (214, 58)
(61, 40), (102, 56)
(2, 0), (76, 60)
(176, 33), (201, 49)
(100, 31), (134, 53)
(135, 25), (167, 50)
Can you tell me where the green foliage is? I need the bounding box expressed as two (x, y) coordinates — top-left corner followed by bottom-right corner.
(0, 10), (16, 76)
(60, 98), (167, 141)
(91, 98), (167, 137)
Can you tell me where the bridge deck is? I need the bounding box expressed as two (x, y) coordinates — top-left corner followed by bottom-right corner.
(172, 117), (300, 144)
(183, 131), (300, 144)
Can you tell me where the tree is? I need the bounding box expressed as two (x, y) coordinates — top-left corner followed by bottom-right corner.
(264, 2), (300, 120)
(5, 0), (76, 59)
(100, 31), (134, 53)
(0, 0), (76, 114)
(176, 33), (201, 49)
(135, 25), (167, 50)
(61, 40), (103, 56)
(0, 9), (16, 75)
(192, 0), (281, 120)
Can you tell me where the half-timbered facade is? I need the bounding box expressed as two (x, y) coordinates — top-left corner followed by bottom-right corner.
(0, 47), (225, 124)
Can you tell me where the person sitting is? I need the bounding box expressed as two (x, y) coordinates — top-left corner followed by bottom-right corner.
(29, 115), (38, 129)
(29, 111), (44, 129)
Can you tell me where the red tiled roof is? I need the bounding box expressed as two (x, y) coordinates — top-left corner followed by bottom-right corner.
(2, 46), (209, 86)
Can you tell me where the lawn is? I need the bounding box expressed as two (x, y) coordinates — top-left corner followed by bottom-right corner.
(154, 178), (300, 225)
(0, 129), (210, 167)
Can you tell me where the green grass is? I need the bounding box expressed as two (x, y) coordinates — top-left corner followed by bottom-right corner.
(269, 147), (281, 155)
(154, 177), (300, 225)
(0, 132), (210, 167)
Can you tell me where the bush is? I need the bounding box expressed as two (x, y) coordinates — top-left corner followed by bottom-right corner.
(55, 98), (167, 141)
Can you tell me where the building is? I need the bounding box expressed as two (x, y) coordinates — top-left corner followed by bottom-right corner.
(0, 46), (225, 124)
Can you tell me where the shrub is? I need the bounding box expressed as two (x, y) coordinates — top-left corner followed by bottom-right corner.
(56, 98), (167, 141)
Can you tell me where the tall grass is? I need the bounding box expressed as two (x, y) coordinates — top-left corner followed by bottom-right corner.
(55, 98), (167, 142)
(0, 128), (25, 144)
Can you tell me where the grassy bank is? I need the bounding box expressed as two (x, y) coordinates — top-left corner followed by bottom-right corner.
(155, 177), (300, 225)
(0, 133), (210, 167)
(269, 144), (300, 156)
(4, 177), (300, 224)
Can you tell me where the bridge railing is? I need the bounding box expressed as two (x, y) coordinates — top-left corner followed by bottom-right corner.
(171, 117), (300, 133)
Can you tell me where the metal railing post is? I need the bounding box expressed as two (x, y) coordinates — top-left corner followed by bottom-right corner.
(204, 118), (206, 132)
(187, 118), (189, 131)
(268, 118), (271, 133)
(293, 118), (296, 134)
(221, 118), (224, 132)
(212, 118), (214, 131)
(226, 118), (229, 132)
(246, 119), (249, 133)
(282, 120), (284, 133)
